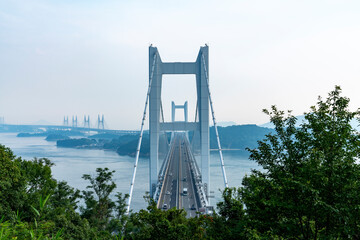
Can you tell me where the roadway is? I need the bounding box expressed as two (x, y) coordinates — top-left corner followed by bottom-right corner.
(157, 133), (200, 217)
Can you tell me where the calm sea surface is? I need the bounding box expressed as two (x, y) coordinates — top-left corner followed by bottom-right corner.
(0, 132), (260, 212)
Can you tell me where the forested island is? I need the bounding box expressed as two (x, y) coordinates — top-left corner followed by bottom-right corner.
(13, 124), (273, 158)
(52, 124), (273, 158)
(1, 87), (360, 239)
(55, 134), (151, 157)
(17, 130), (85, 138)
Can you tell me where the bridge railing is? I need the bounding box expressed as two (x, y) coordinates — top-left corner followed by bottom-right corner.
(183, 137), (209, 208)
(154, 138), (174, 203)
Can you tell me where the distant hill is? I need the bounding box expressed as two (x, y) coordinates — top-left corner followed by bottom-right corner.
(210, 124), (273, 154)
(104, 134), (150, 157)
(46, 134), (70, 141)
(211, 121), (237, 127)
(258, 115), (306, 129)
(109, 125), (273, 157)
(17, 130), (85, 138)
(57, 138), (97, 148)
(259, 115), (360, 131)
(90, 133), (126, 139)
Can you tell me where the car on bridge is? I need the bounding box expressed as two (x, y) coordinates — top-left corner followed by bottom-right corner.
(163, 204), (168, 210)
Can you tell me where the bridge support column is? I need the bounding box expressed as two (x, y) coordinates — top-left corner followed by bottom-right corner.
(197, 46), (210, 199)
(149, 47), (162, 197)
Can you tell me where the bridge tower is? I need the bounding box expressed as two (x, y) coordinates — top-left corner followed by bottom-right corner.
(63, 116), (69, 126)
(97, 114), (105, 129)
(72, 116), (78, 128)
(126, 45), (228, 214)
(83, 115), (90, 128)
(148, 46), (210, 198)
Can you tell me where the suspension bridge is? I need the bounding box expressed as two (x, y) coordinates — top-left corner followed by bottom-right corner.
(127, 45), (228, 215)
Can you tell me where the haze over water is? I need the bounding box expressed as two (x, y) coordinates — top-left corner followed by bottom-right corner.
(0, 132), (259, 212)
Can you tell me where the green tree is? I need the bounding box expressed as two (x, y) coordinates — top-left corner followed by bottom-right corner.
(242, 86), (360, 239)
(125, 199), (207, 240)
(18, 158), (57, 221)
(0, 146), (93, 239)
(107, 192), (129, 236)
(50, 181), (80, 214)
(206, 188), (248, 240)
(81, 168), (116, 228)
(49, 181), (93, 240)
(80, 167), (129, 239)
(0, 145), (26, 221)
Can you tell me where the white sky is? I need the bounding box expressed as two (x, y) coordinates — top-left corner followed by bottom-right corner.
(0, 0), (360, 129)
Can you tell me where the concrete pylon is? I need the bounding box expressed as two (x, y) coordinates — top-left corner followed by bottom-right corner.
(84, 115), (90, 128)
(171, 101), (188, 122)
(149, 46), (210, 198)
(97, 114), (105, 129)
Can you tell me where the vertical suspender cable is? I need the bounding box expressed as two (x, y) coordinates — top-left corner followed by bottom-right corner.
(201, 54), (229, 188)
(126, 53), (157, 214)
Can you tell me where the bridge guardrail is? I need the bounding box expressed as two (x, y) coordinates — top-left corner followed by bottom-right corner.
(154, 138), (174, 204)
(183, 137), (209, 208)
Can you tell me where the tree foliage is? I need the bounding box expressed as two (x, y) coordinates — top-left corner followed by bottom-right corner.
(242, 86), (360, 239)
(80, 167), (129, 237)
(125, 199), (208, 240)
(0, 145), (25, 221)
(0, 147), (125, 239)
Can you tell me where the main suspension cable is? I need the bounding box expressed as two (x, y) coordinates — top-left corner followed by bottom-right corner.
(126, 53), (157, 214)
(201, 53), (229, 188)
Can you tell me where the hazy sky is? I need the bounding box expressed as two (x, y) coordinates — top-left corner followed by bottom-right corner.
(1, 0), (360, 129)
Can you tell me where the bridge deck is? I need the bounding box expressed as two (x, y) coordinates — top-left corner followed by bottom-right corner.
(157, 133), (201, 217)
